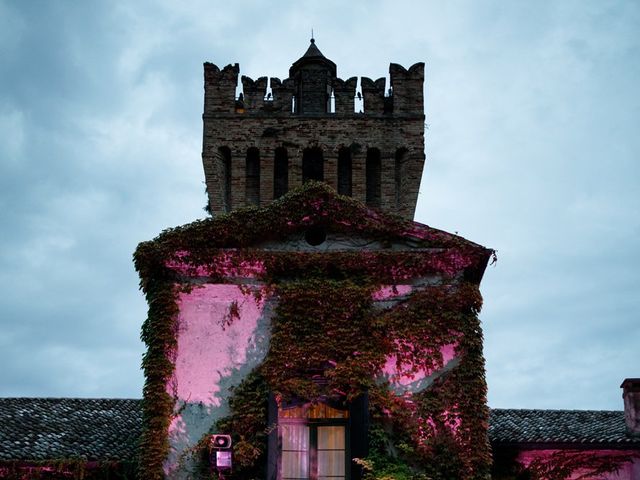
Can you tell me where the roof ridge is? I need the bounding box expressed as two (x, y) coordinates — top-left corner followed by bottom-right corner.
(491, 408), (624, 413)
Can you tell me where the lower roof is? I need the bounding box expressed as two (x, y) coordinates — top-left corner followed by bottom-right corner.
(489, 408), (640, 447)
(0, 398), (140, 462)
(0, 398), (638, 462)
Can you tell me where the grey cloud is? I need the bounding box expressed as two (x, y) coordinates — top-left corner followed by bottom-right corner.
(0, 0), (638, 410)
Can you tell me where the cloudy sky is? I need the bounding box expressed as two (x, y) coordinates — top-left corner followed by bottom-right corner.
(1, 0), (638, 410)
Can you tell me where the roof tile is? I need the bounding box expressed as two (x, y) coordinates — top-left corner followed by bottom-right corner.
(1, 400), (638, 462)
(489, 408), (640, 446)
(0, 398), (141, 462)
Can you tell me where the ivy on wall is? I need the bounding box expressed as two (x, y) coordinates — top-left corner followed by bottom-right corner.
(491, 449), (635, 480)
(134, 182), (495, 479)
(215, 281), (492, 480)
(0, 460), (137, 480)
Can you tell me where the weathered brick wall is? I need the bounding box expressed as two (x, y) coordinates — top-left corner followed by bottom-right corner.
(202, 62), (425, 220)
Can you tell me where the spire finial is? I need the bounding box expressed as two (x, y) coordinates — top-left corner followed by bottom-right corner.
(311, 29), (315, 43)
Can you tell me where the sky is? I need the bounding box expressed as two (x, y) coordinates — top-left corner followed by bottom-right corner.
(0, 0), (638, 410)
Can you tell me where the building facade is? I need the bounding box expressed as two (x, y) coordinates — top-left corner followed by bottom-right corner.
(0, 39), (638, 480)
(133, 40), (494, 479)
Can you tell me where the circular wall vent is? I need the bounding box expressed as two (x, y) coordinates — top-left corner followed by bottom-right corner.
(304, 227), (327, 246)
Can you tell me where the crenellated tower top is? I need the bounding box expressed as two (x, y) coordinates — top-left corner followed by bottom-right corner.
(201, 39), (426, 219)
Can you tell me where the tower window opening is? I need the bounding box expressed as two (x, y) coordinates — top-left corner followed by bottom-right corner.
(329, 88), (336, 114)
(235, 73), (244, 100)
(218, 146), (232, 212)
(325, 82), (333, 113)
(337, 147), (352, 196)
(354, 78), (364, 113)
(395, 148), (408, 208)
(292, 96), (296, 113)
(302, 147), (324, 183)
(264, 78), (274, 102)
(235, 75), (245, 113)
(274, 147), (289, 199)
(366, 148), (381, 207)
(383, 85), (394, 114)
(246, 147), (260, 206)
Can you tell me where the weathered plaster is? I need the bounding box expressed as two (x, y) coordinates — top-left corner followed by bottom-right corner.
(381, 343), (459, 395)
(372, 285), (460, 395)
(165, 284), (272, 478)
(372, 284), (413, 301)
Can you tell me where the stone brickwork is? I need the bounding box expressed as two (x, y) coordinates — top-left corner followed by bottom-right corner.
(201, 40), (426, 220)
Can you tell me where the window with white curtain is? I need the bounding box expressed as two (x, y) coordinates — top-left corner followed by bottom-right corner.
(278, 402), (349, 480)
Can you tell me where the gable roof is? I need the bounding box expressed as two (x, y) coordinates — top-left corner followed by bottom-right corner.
(1, 399), (638, 463)
(489, 408), (640, 447)
(0, 398), (141, 463)
(145, 183), (487, 248)
(135, 182), (494, 283)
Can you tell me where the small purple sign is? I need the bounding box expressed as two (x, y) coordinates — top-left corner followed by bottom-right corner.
(216, 450), (232, 469)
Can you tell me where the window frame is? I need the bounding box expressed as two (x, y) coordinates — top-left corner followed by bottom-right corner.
(267, 393), (368, 480)
(277, 403), (351, 480)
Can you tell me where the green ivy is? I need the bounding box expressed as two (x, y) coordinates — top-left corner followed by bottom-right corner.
(0, 460), (137, 480)
(490, 449), (635, 480)
(134, 182), (495, 479)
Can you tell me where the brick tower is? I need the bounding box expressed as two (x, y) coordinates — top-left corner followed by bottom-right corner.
(201, 38), (426, 219)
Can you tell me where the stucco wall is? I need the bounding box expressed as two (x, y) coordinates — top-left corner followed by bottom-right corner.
(163, 278), (469, 477)
(164, 284), (272, 478)
(148, 215), (491, 478)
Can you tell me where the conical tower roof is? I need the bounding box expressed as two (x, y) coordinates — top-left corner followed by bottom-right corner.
(289, 38), (337, 77)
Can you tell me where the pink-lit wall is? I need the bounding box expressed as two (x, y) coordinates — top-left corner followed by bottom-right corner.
(381, 343), (458, 394)
(164, 283), (272, 477)
(373, 285), (460, 400)
(160, 241), (477, 477)
(515, 449), (640, 480)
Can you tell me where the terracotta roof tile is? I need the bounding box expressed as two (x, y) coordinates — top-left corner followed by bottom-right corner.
(489, 408), (640, 446)
(1, 399), (638, 462)
(0, 398), (141, 462)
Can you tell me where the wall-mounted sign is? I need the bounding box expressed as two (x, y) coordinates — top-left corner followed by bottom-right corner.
(216, 450), (232, 469)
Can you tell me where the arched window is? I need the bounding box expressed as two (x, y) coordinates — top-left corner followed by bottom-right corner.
(274, 147), (289, 199)
(302, 147), (324, 183)
(218, 146), (232, 212)
(246, 147), (260, 206)
(395, 148), (408, 208)
(366, 148), (381, 207)
(337, 147), (352, 196)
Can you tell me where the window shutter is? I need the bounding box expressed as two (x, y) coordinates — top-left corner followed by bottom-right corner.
(267, 392), (278, 480)
(348, 393), (369, 480)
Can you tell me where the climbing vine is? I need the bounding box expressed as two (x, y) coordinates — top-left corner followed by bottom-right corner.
(134, 182), (495, 479)
(0, 460), (137, 480)
(491, 449), (635, 480)
(205, 281), (491, 480)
